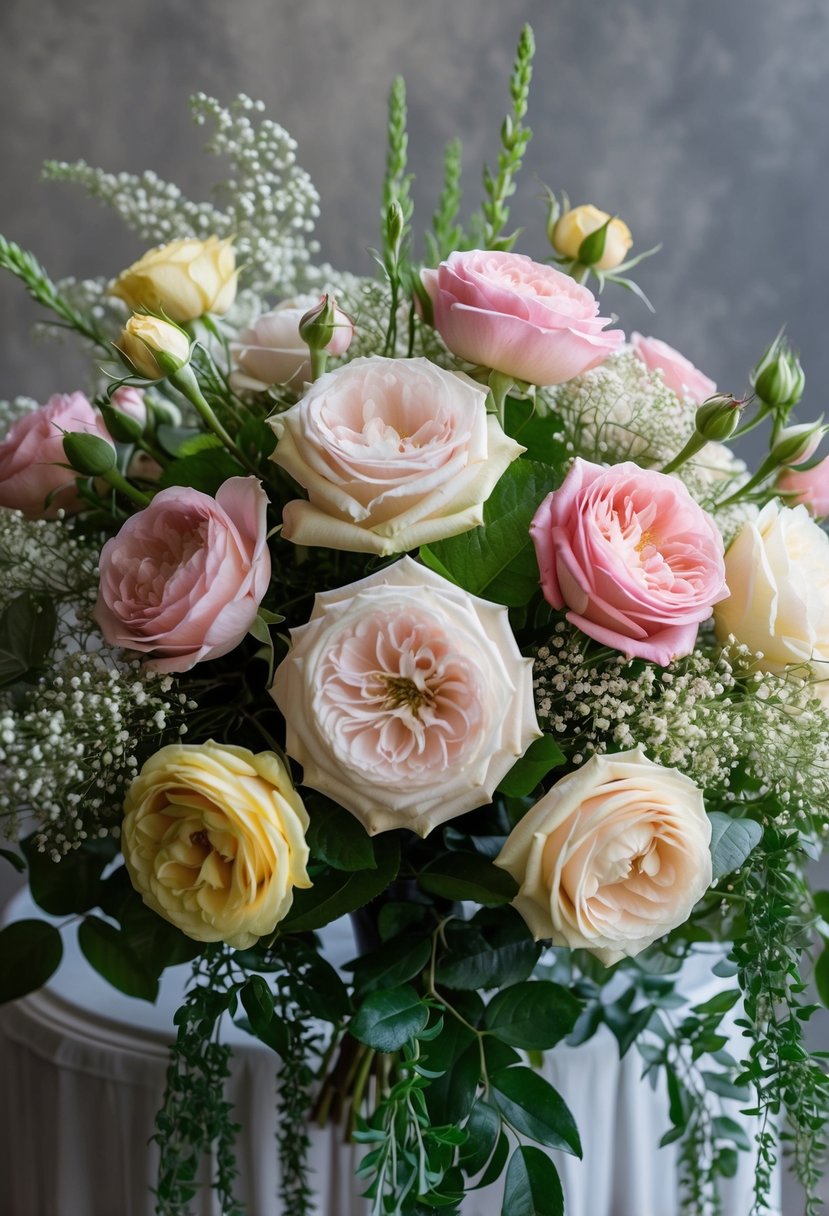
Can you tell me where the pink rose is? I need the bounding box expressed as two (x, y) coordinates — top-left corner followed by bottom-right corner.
(530, 458), (728, 664)
(630, 333), (716, 405)
(95, 476), (271, 673)
(421, 250), (623, 386)
(777, 456), (829, 519)
(0, 392), (113, 518)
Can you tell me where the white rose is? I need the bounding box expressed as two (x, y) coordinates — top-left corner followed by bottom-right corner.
(230, 296), (352, 394)
(714, 500), (829, 702)
(269, 356), (524, 556)
(270, 557), (540, 836)
(495, 748), (712, 965)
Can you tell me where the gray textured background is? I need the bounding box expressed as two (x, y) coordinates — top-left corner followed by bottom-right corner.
(1, 1), (827, 1206)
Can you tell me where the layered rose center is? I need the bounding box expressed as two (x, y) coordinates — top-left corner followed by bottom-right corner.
(314, 608), (486, 783)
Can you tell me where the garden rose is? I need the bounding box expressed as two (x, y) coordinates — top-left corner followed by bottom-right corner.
(495, 748), (713, 964)
(421, 250), (623, 386)
(270, 356), (523, 555)
(551, 204), (633, 271)
(95, 476), (271, 673)
(0, 392), (113, 518)
(777, 456), (829, 519)
(630, 333), (716, 405)
(111, 236), (237, 322)
(122, 741), (310, 948)
(270, 557), (539, 835)
(714, 500), (829, 701)
(231, 297), (353, 393)
(530, 458), (728, 664)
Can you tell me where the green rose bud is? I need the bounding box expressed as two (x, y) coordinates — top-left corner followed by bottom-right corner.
(752, 333), (805, 412)
(694, 394), (744, 442)
(63, 432), (117, 478)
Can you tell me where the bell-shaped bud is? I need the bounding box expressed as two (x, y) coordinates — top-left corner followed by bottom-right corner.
(694, 394), (744, 442)
(752, 333), (805, 413)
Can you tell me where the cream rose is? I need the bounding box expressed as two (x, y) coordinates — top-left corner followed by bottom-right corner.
(122, 742), (311, 948)
(270, 356), (523, 555)
(552, 204), (633, 271)
(495, 748), (712, 964)
(270, 557), (539, 836)
(714, 500), (829, 701)
(111, 236), (237, 322)
(117, 314), (192, 380)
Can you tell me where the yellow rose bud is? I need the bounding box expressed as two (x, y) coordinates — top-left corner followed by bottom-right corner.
(552, 204), (633, 271)
(117, 314), (192, 380)
(111, 236), (238, 322)
(122, 741), (311, 948)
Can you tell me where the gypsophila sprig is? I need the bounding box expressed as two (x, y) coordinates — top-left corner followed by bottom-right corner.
(0, 511), (98, 607)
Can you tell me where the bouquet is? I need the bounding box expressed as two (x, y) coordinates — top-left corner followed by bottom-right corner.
(1, 23), (828, 1216)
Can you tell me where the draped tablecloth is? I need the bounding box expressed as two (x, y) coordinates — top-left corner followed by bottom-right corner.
(0, 889), (780, 1216)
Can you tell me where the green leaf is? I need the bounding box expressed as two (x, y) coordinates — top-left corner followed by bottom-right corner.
(692, 989), (741, 1017)
(240, 976), (274, 1036)
(708, 812), (763, 881)
(77, 915), (159, 1002)
(280, 836), (400, 933)
(502, 1145), (564, 1216)
(20, 833), (109, 915)
(350, 983), (429, 1052)
(437, 907), (541, 990)
(0, 847), (25, 872)
(474, 1131), (510, 1190)
(306, 795), (377, 871)
(712, 1115), (751, 1152)
(484, 981), (582, 1049)
(491, 1067), (581, 1156)
(497, 736), (566, 797)
(418, 852), (517, 906)
(814, 946), (829, 1007)
(0, 919), (63, 1004)
(116, 889), (202, 977)
(0, 593), (58, 686)
(503, 398), (569, 468)
(460, 1100), (501, 1177)
(348, 934), (432, 997)
(421, 460), (557, 606)
(814, 889), (829, 925)
(604, 998), (654, 1057)
(426, 1040), (481, 1125)
(157, 448), (244, 495)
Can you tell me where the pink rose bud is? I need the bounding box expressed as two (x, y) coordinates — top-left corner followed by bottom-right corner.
(770, 421), (825, 469)
(777, 455), (829, 519)
(421, 250), (623, 386)
(110, 386), (147, 427)
(298, 294), (354, 357)
(0, 392), (113, 518)
(630, 333), (716, 405)
(95, 477), (272, 673)
(530, 458), (728, 665)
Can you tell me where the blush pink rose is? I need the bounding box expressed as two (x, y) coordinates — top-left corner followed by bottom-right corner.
(777, 456), (829, 518)
(95, 476), (271, 673)
(530, 458), (728, 664)
(630, 333), (716, 404)
(110, 386), (148, 427)
(0, 392), (113, 518)
(421, 250), (624, 386)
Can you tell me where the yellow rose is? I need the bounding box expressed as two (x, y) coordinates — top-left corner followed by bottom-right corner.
(552, 204), (633, 271)
(117, 314), (192, 380)
(495, 748), (712, 965)
(111, 236), (238, 322)
(122, 741), (311, 948)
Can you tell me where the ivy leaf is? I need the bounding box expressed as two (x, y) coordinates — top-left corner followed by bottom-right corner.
(502, 1145), (564, 1216)
(280, 836), (400, 933)
(350, 984), (429, 1052)
(491, 1067), (581, 1156)
(417, 851), (517, 906)
(497, 736), (566, 797)
(78, 915), (159, 1002)
(420, 460), (557, 606)
(306, 795), (377, 871)
(708, 813), (763, 881)
(0, 919), (63, 1004)
(484, 981), (582, 1050)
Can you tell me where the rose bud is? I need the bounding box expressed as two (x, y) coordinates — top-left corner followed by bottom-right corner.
(117, 315), (192, 381)
(752, 332), (805, 413)
(552, 204), (633, 271)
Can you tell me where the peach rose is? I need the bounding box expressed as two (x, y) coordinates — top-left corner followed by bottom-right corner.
(0, 392), (113, 518)
(95, 476), (271, 673)
(630, 333), (716, 405)
(270, 557), (539, 836)
(530, 459), (728, 665)
(122, 741), (310, 948)
(231, 297), (353, 394)
(495, 748), (713, 964)
(421, 250), (623, 386)
(270, 356), (523, 555)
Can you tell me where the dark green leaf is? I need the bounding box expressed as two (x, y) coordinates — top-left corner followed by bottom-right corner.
(0, 919), (63, 1004)
(502, 1145), (564, 1216)
(426, 1040), (481, 1125)
(306, 795), (377, 871)
(240, 976), (274, 1036)
(815, 947), (829, 1007)
(0, 847), (25, 872)
(78, 915), (159, 1002)
(157, 449), (244, 495)
(21, 833), (108, 915)
(474, 1131), (510, 1189)
(491, 1067), (581, 1156)
(460, 1100), (501, 1176)
(350, 983), (429, 1052)
(484, 981), (582, 1049)
(692, 989), (741, 1017)
(0, 593), (58, 686)
(497, 736), (566, 797)
(700, 1071), (750, 1101)
(117, 894), (202, 977)
(348, 934), (432, 996)
(421, 460), (557, 606)
(280, 836), (399, 933)
(604, 998), (654, 1057)
(503, 398), (569, 468)
(708, 812), (763, 881)
(814, 889), (829, 924)
(418, 852), (517, 906)
(157, 425), (204, 455)
(437, 907), (541, 991)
